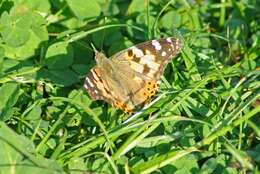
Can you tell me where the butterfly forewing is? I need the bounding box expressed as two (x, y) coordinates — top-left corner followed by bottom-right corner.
(112, 37), (182, 81)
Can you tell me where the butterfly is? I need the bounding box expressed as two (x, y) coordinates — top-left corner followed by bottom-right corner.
(84, 37), (183, 114)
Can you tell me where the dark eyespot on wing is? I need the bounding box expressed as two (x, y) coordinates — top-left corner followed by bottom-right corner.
(128, 49), (133, 57)
(142, 64), (150, 74)
(132, 55), (141, 63)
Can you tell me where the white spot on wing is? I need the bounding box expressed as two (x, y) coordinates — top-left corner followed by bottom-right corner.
(162, 51), (166, 56)
(152, 40), (162, 50)
(174, 38), (182, 51)
(139, 55), (160, 70)
(84, 83), (88, 89)
(166, 37), (172, 43)
(175, 44), (180, 50)
(132, 46), (144, 57)
(139, 55), (155, 63)
(85, 77), (94, 88)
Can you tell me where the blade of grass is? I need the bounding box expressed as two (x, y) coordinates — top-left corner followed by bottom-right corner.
(113, 119), (160, 160)
(0, 122), (63, 172)
(152, 0), (175, 37)
(66, 24), (145, 43)
(197, 95), (260, 147)
(0, 67), (41, 83)
(224, 142), (254, 170)
(35, 104), (70, 152)
(146, 0), (151, 39)
(49, 95), (116, 155)
(81, 152), (120, 174)
(60, 115), (207, 162)
(219, 0), (226, 27)
(131, 147), (198, 174)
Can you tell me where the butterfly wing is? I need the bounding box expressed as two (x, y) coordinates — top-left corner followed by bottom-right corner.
(109, 37), (183, 109)
(84, 65), (137, 113)
(84, 67), (110, 101)
(111, 37), (183, 81)
(84, 37), (183, 113)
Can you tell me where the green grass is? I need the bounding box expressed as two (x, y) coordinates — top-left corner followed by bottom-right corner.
(0, 0), (259, 173)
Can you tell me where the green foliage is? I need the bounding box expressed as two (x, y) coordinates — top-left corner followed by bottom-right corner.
(44, 41), (74, 69)
(0, 0), (259, 174)
(0, 82), (19, 121)
(0, 122), (63, 174)
(66, 0), (101, 20)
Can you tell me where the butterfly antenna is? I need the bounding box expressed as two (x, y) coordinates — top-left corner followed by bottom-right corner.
(90, 42), (98, 54)
(100, 17), (108, 52)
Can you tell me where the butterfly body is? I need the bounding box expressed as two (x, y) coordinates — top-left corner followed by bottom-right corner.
(84, 37), (182, 113)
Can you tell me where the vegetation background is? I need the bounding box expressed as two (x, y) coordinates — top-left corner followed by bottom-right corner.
(0, 0), (259, 173)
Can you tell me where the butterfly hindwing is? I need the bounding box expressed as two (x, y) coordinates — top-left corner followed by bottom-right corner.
(84, 68), (110, 101)
(84, 65), (137, 113)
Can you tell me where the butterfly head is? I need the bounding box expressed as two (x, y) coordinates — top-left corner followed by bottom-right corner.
(94, 51), (109, 67)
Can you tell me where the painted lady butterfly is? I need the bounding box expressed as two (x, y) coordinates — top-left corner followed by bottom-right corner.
(84, 37), (183, 114)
